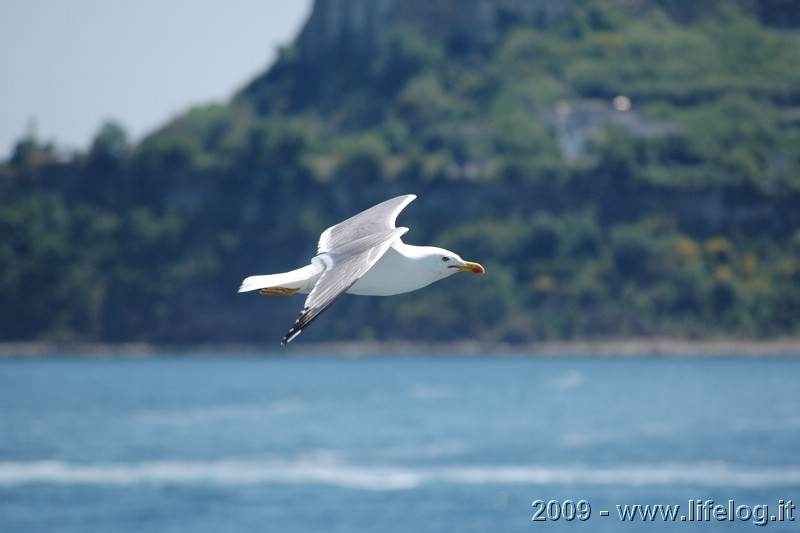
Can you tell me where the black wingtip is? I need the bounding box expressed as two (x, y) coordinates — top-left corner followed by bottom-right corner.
(282, 328), (301, 345)
(281, 312), (306, 345)
(281, 332), (291, 346)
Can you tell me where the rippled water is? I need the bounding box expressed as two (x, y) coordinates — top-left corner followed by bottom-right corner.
(1, 354), (798, 532)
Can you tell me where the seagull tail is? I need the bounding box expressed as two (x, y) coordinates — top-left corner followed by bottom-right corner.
(238, 265), (317, 294)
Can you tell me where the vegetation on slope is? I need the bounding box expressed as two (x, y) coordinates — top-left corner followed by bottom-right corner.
(2, 1), (800, 344)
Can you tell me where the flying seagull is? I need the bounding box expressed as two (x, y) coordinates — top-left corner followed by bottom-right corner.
(239, 194), (485, 344)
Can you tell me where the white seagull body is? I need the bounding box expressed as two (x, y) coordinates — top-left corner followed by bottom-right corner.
(238, 194), (485, 344)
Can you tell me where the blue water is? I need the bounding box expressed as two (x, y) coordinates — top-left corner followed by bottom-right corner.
(1, 354), (798, 532)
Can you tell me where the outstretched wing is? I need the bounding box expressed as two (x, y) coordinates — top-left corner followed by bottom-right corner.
(317, 194), (416, 254)
(283, 227), (408, 344)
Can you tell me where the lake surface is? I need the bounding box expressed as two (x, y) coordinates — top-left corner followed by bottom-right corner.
(1, 353), (798, 532)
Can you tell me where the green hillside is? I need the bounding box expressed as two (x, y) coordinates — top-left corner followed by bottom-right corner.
(2, 1), (800, 344)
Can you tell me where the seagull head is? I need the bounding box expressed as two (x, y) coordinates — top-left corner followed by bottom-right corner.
(423, 247), (486, 277)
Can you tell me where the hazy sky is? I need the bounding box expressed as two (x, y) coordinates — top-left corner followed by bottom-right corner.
(0, 0), (312, 158)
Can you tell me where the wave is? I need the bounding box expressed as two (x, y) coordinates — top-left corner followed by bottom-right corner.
(133, 399), (305, 425)
(1, 459), (798, 491)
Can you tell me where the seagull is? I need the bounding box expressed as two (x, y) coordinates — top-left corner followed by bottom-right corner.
(239, 194), (485, 344)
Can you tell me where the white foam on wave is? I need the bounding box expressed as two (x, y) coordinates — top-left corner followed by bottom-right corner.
(409, 384), (457, 401)
(551, 370), (585, 391)
(0, 459), (797, 491)
(134, 399), (305, 425)
(0, 458), (419, 491)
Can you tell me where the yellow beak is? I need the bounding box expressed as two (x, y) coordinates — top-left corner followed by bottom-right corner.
(454, 261), (485, 274)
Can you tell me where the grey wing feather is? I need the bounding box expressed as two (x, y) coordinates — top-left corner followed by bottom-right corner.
(318, 194), (415, 254)
(283, 227), (408, 344)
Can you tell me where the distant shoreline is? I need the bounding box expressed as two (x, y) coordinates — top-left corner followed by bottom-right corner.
(1, 338), (800, 358)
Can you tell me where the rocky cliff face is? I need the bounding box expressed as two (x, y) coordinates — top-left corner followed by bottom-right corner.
(296, 0), (577, 58)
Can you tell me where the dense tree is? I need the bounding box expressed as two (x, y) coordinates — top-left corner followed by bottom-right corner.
(2, 1), (800, 344)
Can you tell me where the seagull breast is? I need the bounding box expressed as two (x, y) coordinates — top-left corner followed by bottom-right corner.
(347, 243), (440, 296)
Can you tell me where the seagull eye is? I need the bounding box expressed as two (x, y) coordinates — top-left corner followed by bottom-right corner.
(441, 256), (450, 262)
